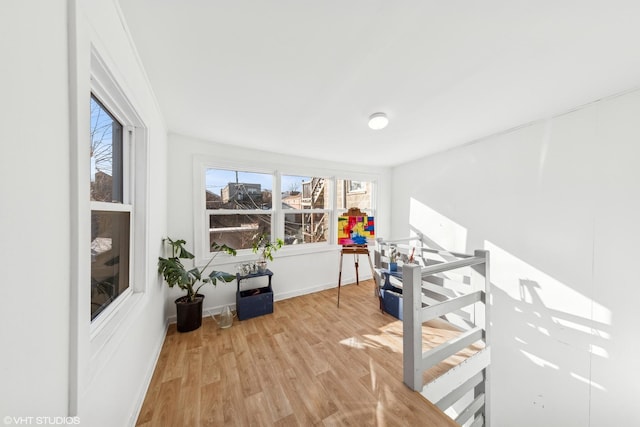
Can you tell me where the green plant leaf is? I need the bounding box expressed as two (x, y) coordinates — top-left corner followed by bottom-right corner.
(251, 233), (282, 261)
(160, 237), (237, 300)
(208, 270), (236, 284)
(188, 267), (202, 282)
(164, 237), (195, 259)
(157, 256), (194, 294)
(211, 242), (237, 256)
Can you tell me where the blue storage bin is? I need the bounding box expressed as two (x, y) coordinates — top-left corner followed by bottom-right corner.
(381, 288), (403, 320)
(236, 269), (274, 320)
(236, 284), (273, 320)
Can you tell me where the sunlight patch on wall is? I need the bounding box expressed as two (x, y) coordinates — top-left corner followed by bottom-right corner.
(570, 372), (606, 392)
(520, 349), (560, 370)
(484, 240), (611, 326)
(552, 317), (609, 339)
(589, 344), (609, 359)
(409, 198), (468, 253)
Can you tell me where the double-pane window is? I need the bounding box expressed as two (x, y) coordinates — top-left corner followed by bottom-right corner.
(90, 95), (131, 320)
(336, 179), (374, 216)
(206, 168), (272, 251)
(204, 168), (376, 255)
(282, 175), (330, 245)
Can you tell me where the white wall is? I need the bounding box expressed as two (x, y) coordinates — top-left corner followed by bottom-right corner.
(1, 1), (168, 426)
(6, 2), (634, 425)
(71, 1), (169, 426)
(390, 89), (640, 426)
(166, 133), (391, 318)
(0, 0), (71, 418)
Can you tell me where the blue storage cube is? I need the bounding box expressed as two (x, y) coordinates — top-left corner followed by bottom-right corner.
(236, 284), (273, 320)
(379, 272), (404, 320)
(381, 289), (403, 320)
(236, 269), (274, 320)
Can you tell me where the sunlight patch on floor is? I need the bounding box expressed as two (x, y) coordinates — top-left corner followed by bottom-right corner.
(339, 336), (366, 350)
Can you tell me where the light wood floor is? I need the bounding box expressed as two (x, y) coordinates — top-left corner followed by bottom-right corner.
(136, 280), (477, 426)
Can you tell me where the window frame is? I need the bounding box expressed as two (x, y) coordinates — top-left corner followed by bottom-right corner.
(336, 178), (376, 218)
(195, 161), (275, 262)
(280, 174), (332, 246)
(194, 158), (378, 265)
(89, 94), (133, 322)
(88, 49), (148, 336)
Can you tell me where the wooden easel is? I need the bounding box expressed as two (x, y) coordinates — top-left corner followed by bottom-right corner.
(337, 208), (376, 307)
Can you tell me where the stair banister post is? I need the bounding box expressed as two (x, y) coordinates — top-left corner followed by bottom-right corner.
(472, 249), (491, 427)
(403, 263), (423, 391)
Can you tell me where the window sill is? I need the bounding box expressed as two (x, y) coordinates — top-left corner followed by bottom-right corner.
(90, 290), (143, 357)
(195, 243), (349, 267)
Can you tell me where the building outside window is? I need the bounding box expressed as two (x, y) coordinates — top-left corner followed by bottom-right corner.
(90, 95), (132, 320)
(204, 168), (375, 255)
(205, 168), (273, 251)
(284, 175), (330, 245)
(336, 179), (374, 216)
(348, 180), (366, 193)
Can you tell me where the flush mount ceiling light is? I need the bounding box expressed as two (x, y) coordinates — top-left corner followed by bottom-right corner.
(368, 112), (389, 130)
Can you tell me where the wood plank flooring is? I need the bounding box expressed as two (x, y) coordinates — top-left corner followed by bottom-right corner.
(137, 280), (477, 426)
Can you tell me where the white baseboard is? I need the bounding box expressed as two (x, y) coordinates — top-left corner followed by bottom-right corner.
(128, 319), (170, 426)
(166, 275), (373, 324)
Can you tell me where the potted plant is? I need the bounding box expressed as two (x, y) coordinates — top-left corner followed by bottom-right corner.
(389, 244), (398, 271)
(252, 232), (284, 272)
(158, 237), (237, 332)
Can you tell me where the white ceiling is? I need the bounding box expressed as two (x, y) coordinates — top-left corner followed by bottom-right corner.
(118, 1), (640, 167)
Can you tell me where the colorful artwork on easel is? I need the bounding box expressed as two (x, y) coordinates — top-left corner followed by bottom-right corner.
(338, 215), (375, 245)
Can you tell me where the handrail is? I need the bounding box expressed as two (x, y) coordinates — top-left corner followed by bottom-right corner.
(398, 246), (491, 427)
(376, 235), (423, 244)
(419, 246), (475, 259)
(420, 256), (485, 276)
(376, 235), (473, 259)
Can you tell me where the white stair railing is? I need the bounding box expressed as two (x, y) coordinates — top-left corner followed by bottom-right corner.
(403, 249), (490, 426)
(375, 237), (490, 426)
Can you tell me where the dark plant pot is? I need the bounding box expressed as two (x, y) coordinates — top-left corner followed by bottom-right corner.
(175, 294), (204, 332)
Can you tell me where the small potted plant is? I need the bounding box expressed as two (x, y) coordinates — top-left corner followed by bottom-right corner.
(389, 244), (398, 271)
(252, 232), (284, 272)
(158, 237), (236, 332)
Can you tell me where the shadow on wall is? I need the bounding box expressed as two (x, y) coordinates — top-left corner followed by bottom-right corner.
(408, 198), (467, 255)
(406, 198), (613, 424)
(488, 276), (610, 423)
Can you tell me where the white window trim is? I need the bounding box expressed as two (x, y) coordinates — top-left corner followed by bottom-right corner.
(193, 157), (379, 265)
(196, 161), (276, 263)
(88, 48), (149, 341)
(280, 172), (334, 243)
(337, 176), (377, 217)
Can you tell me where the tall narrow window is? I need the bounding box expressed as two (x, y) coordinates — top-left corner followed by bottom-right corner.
(90, 95), (131, 320)
(282, 175), (330, 245)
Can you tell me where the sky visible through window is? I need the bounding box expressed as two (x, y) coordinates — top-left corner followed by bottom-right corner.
(205, 169), (310, 196)
(90, 96), (115, 181)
